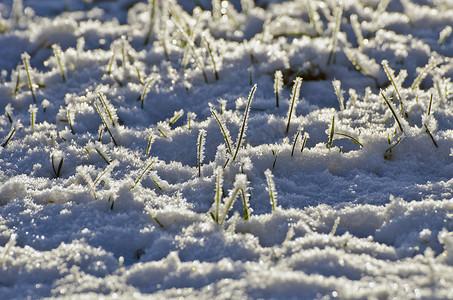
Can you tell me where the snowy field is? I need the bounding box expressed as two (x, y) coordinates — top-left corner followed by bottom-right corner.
(1, 0), (453, 298)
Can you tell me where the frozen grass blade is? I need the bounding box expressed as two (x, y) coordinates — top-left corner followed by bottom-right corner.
(424, 123), (438, 148)
(240, 189), (249, 221)
(233, 84), (256, 161)
(51, 154), (64, 178)
(93, 161), (119, 187)
(211, 107), (233, 156)
(327, 4), (343, 65)
(145, 134), (153, 156)
(144, 0), (157, 46)
(98, 93), (117, 126)
(203, 34), (219, 80)
(350, 14), (364, 47)
(95, 147), (111, 165)
(335, 132), (363, 148)
(1, 127), (16, 148)
(13, 66), (20, 97)
(428, 94), (433, 116)
(344, 50), (379, 88)
(274, 70), (283, 108)
(145, 206), (164, 228)
(384, 136), (403, 160)
(210, 166), (223, 223)
(328, 115), (335, 149)
(382, 61), (406, 116)
(197, 129), (206, 177)
(272, 149), (279, 169)
(438, 25), (452, 46)
(22, 53), (36, 103)
(381, 92), (404, 133)
(301, 133), (308, 152)
(141, 78), (154, 109)
(286, 77), (302, 134)
(29, 104), (37, 131)
(52, 44), (66, 82)
(94, 102), (118, 146)
(171, 17), (208, 83)
(291, 129), (300, 157)
(135, 66), (143, 85)
(131, 160), (155, 189)
(306, 0), (321, 36)
(265, 169), (277, 212)
(332, 79), (345, 110)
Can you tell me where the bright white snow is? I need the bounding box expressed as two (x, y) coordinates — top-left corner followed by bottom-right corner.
(1, 0), (453, 298)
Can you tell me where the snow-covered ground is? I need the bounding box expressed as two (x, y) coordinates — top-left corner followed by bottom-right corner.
(1, 0), (453, 298)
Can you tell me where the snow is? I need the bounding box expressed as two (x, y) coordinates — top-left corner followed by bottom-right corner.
(1, 0), (453, 298)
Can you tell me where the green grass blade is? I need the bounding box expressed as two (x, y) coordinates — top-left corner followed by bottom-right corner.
(424, 123), (438, 148)
(334, 132), (363, 148)
(328, 116), (335, 149)
(381, 92), (404, 133)
(211, 108), (233, 156)
(233, 84), (256, 161)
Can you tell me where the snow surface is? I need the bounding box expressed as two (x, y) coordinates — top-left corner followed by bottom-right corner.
(1, 0), (453, 298)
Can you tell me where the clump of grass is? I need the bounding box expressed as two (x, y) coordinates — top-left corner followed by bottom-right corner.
(21, 52), (36, 103)
(286, 77), (303, 134)
(332, 79), (345, 110)
(171, 17), (208, 83)
(327, 4), (343, 65)
(94, 93), (118, 146)
(197, 129), (206, 177)
(274, 70), (283, 108)
(51, 152), (64, 178)
(265, 169), (277, 212)
(52, 44), (66, 82)
(218, 174), (250, 225)
(233, 84), (257, 161)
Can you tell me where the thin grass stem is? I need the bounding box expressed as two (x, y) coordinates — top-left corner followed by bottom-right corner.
(22, 55), (36, 103)
(211, 108), (233, 156)
(286, 77), (302, 134)
(381, 92), (404, 133)
(1, 127), (16, 148)
(328, 116), (335, 149)
(131, 160), (155, 189)
(233, 84), (256, 161)
(203, 34), (219, 80)
(424, 123), (438, 148)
